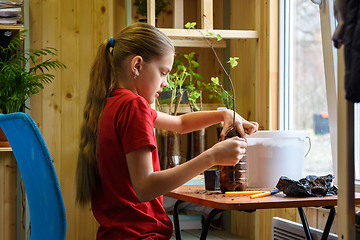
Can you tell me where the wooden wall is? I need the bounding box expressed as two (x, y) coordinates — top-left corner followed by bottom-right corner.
(0, 151), (16, 240)
(26, 0), (284, 239)
(25, 0), (340, 240)
(28, 0), (117, 238)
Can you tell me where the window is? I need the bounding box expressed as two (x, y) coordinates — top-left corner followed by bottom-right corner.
(280, 0), (333, 177)
(281, 0), (360, 182)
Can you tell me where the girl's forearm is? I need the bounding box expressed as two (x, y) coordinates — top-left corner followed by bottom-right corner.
(136, 149), (215, 202)
(175, 110), (227, 133)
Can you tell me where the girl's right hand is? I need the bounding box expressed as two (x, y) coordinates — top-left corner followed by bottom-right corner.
(210, 137), (247, 166)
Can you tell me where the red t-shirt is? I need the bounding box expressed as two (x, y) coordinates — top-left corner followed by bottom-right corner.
(92, 88), (173, 240)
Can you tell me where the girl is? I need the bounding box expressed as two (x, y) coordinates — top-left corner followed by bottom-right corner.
(76, 22), (258, 240)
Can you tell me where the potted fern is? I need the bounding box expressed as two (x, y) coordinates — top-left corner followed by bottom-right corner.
(0, 30), (66, 145)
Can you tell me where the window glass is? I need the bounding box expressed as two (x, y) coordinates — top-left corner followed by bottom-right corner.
(282, 0), (333, 176)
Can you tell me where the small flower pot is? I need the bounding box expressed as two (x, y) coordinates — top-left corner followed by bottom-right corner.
(204, 169), (220, 191)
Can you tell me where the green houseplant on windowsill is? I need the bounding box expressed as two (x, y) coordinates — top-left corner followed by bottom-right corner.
(0, 30), (66, 145)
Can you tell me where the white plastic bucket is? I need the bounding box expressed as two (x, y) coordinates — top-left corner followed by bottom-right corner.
(246, 130), (307, 188)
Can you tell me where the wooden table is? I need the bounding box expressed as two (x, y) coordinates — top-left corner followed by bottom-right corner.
(165, 185), (360, 240)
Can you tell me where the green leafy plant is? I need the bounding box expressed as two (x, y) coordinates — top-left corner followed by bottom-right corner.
(134, 0), (170, 18)
(0, 30), (66, 113)
(205, 77), (233, 110)
(185, 22), (239, 111)
(177, 52), (204, 112)
(156, 52), (205, 115)
(165, 63), (188, 116)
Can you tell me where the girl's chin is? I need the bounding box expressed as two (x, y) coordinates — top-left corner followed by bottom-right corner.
(147, 98), (155, 104)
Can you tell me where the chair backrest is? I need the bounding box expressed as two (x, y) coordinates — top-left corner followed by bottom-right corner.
(0, 112), (66, 240)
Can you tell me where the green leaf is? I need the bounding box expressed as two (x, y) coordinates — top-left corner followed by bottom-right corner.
(216, 34), (222, 41)
(211, 77), (219, 85)
(185, 22), (197, 29)
(193, 73), (203, 80)
(191, 60), (199, 68)
(227, 57), (239, 68)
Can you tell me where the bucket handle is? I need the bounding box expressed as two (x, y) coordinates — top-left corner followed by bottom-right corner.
(304, 136), (311, 157)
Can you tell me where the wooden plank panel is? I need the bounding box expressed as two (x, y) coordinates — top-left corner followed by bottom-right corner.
(113, 0), (126, 33)
(41, 0), (62, 186)
(76, 0), (98, 238)
(94, 0), (111, 48)
(4, 153), (16, 240)
(337, 38), (356, 240)
(174, 0), (184, 28)
(60, 0), (79, 239)
(317, 207), (338, 235)
(295, 207), (318, 229)
(255, 0), (269, 130)
(269, 0), (279, 130)
(183, 0), (199, 24)
(231, 210), (256, 240)
(201, 0), (213, 30)
(255, 208), (296, 240)
(29, 0), (43, 131)
(0, 152), (5, 240)
(230, 0), (257, 121)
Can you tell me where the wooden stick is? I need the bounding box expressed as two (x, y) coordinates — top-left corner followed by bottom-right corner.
(155, 98), (163, 113)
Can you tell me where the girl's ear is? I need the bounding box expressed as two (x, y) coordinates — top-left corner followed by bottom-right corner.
(131, 55), (143, 77)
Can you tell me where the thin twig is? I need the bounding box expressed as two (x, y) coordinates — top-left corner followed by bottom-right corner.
(195, 22), (236, 128)
(156, 97), (163, 113)
(186, 91), (195, 112)
(174, 91), (185, 116)
(169, 89), (175, 115)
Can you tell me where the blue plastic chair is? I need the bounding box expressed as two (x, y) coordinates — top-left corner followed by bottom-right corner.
(0, 112), (66, 240)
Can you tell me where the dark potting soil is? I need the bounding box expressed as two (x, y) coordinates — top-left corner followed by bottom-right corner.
(276, 174), (337, 197)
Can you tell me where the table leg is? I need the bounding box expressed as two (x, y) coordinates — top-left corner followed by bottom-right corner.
(321, 206), (335, 240)
(173, 200), (184, 240)
(298, 207), (313, 240)
(298, 206), (336, 240)
(200, 209), (224, 240)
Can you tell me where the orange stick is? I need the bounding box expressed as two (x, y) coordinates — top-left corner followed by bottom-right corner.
(250, 191), (271, 199)
(225, 191), (264, 196)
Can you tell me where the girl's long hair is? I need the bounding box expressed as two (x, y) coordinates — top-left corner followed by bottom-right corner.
(76, 23), (174, 206)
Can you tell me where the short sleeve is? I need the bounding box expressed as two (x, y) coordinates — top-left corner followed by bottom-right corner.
(117, 97), (157, 155)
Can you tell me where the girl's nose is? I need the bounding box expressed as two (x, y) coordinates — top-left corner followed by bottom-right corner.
(162, 78), (169, 88)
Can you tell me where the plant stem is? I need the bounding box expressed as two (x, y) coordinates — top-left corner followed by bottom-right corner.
(169, 89), (175, 115)
(186, 91), (195, 112)
(174, 91), (184, 116)
(156, 97), (163, 113)
(218, 84), (233, 100)
(196, 25), (236, 128)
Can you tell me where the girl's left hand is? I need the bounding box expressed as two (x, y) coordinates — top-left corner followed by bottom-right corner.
(220, 110), (259, 140)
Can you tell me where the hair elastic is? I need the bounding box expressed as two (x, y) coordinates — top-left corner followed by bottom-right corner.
(109, 37), (114, 48)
